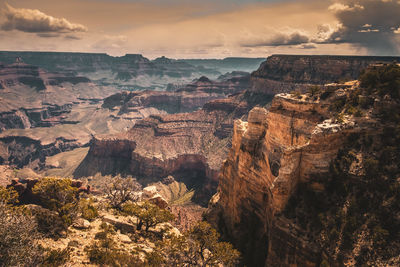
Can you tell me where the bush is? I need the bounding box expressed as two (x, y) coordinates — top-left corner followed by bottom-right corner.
(87, 223), (143, 266)
(33, 207), (67, 237)
(0, 186), (19, 205)
(106, 176), (141, 210)
(147, 221), (240, 267)
(41, 248), (71, 267)
(0, 203), (44, 266)
(122, 201), (174, 232)
(307, 85), (321, 97)
(79, 198), (99, 221)
(32, 177), (80, 226)
(290, 91), (302, 99)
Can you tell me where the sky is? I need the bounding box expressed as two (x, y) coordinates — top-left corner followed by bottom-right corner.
(0, 0), (399, 58)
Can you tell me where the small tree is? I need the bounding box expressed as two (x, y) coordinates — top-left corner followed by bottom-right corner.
(307, 85), (321, 97)
(123, 201), (174, 231)
(32, 177), (80, 225)
(106, 176), (141, 210)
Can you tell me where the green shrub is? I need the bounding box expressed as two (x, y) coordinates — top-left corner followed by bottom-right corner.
(122, 201), (174, 232)
(32, 177), (80, 226)
(79, 198), (99, 221)
(307, 85), (321, 97)
(41, 248), (71, 267)
(0, 186), (19, 205)
(147, 221), (240, 267)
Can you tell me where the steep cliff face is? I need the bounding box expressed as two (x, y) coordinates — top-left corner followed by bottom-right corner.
(210, 62), (400, 266)
(209, 90), (360, 266)
(250, 55), (400, 94)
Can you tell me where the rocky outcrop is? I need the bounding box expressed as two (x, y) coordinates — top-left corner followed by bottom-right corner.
(208, 91), (360, 266)
(174, 73), (250, 95)
(250, 55), (400, 94)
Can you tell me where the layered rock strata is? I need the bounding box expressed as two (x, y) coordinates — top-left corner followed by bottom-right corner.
(208, 91), (360, 266)
(75, 98), (247, 205)
(250, 55), (400, 94)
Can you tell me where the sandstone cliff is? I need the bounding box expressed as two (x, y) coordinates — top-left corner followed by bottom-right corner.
(208, 70), (400, 266)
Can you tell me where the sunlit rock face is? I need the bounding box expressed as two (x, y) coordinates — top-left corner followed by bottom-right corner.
(209, 92), (357, 266)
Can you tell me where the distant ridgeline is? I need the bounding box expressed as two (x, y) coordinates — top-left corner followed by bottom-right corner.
(0, 51), (266, 76)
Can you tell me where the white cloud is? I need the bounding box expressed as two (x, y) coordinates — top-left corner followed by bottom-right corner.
(1, 3), (87, 35)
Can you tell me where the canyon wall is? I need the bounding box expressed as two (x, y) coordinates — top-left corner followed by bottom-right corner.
(208, 91), (360, 266)
(250, 55), (400, 94)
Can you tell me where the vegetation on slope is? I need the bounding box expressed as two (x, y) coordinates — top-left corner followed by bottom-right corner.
(0, 176), (240, 266)
(284, 63), (400, 266)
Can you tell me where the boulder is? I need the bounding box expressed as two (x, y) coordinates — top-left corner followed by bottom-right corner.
(102, 215), (136, 234)
(148, 193), (169, 209)
(143, 186), (158, 198)
(72, 218), (90, 229)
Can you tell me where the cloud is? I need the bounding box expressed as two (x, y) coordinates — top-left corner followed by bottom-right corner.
(1, 3), (87, 36)
(300, 43), (317, 49)
(240, 30), (310, 47)
(37, 33), (59, 38)
(324, 0), (400, 54)
(91, 35), (128, 53)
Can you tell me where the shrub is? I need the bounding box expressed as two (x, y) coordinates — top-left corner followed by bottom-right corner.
(106, 176), (141, 210)
(79, 198), (99, 221)
(41, 248), (71, 267)
(87, 223), (143, 266)
(360, 63), (400, 98)
(0, 203), (44, 266)
(307, 85), (321, 97)
(122, 201), (174, 231)
(0, 186), (19, 205)
(147, 221), (240, 267)
(33, 207), (67, 237)
(32, 177), (80, 226)
(290, 91), (302, 99)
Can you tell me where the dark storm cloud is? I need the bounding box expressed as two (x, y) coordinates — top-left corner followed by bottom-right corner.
(326, 0), (400, 54)
(241, 31), (310, 47)
(1, 4), (87, 36)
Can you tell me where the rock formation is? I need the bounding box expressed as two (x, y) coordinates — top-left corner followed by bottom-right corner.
(209, 62), (400, 266)
(250, 55), (400, 94)
(207, 87), (368, 266)
(75, 97), (247, 205)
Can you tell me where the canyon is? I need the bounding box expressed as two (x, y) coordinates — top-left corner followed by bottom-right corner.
(1, 52), (399, 266)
